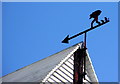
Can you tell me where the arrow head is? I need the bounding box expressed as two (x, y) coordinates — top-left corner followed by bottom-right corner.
(62, 35), (69, 43)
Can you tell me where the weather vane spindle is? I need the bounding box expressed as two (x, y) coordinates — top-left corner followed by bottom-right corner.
(62, 10), (110, 84)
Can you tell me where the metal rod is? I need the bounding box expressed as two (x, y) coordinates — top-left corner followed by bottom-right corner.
(73, 49), (85, 84)
(84, 33), (87, 80)
(78, 52), (83, 84)
(84, 33), (87, 48)
(69, 20), (109, 40)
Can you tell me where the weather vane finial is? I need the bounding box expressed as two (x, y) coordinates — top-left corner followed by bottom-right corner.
(62, 10), (110, 44)
(89, 10), (101, 27)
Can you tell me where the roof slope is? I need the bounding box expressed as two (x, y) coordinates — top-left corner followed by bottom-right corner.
(1, 42), (82, 82)
(1, 42), (98, 83)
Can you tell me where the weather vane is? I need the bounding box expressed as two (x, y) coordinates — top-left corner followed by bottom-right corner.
(61, 10), (110, 44)
(62, 10), (110, 84)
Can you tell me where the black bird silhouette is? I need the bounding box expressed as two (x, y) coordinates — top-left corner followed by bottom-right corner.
(90, 10), (102, 27)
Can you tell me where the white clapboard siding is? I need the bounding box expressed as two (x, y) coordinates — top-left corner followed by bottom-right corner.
(1, 42), (98, 84)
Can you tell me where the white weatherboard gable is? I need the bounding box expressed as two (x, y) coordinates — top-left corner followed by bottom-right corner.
(42, 43), (80, 82)
(1, 42), (98, 83)
(42, 43), (98, 83)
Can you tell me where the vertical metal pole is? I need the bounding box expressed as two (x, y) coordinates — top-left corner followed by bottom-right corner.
(84, 33), (87, 80)
(73, 51), (79, 84)
(74, 49), (84, 84)
(78, 52), (84, 84)
(73, 33), (87, 84)
(84, 33), (87, 48)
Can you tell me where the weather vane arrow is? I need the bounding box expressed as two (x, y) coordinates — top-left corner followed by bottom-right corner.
(62, 10), (110, 44)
